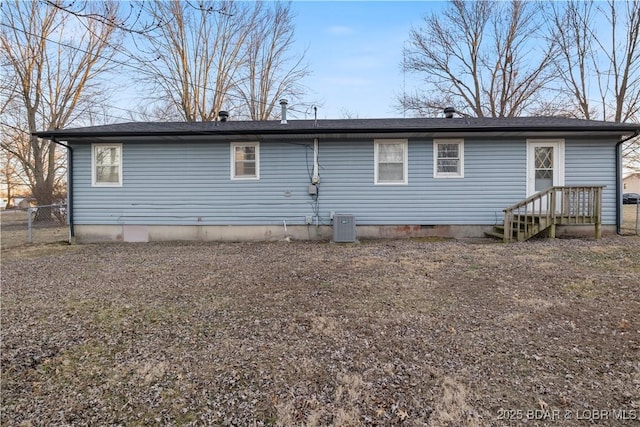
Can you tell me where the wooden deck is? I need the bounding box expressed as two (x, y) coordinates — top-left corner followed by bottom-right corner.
(486, 186), (604, 242)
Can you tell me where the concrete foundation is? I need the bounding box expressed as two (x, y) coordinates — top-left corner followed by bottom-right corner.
(70, 223), (615, 243)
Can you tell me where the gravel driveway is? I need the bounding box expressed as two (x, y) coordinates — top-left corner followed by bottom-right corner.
(2, 237), (639, 426)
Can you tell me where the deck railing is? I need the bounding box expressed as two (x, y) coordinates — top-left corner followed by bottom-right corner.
(503, 186), (604, 242)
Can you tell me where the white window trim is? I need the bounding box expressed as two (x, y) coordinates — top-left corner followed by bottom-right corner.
(91, 143), (122, 187)
(433, 139), (464, 178)
(374, 139), (408, 185)
(230, 142), (260, 180)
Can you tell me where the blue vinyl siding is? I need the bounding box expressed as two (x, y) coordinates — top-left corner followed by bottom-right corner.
(318, 138), (525, 225)
(73, 142), (314, 225)
(565, 137), (617, 224)
(71, 136), (617, 226)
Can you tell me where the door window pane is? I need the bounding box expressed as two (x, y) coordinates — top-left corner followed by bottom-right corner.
(535, 147), (553, 169)
(534, 147), (554, 191)
(535, 170), (553, 191)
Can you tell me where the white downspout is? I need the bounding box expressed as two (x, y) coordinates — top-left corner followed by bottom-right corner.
(312, 138), (319, 184)
(312, 138), (320, 226)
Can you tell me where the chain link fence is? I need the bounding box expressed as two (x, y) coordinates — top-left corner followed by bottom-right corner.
(1, 205), (69, 249)
(621, 202), (640, 235)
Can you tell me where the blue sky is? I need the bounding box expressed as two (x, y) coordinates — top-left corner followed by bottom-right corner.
(288, 1), (445, 119)
(111, 1), (445, 121)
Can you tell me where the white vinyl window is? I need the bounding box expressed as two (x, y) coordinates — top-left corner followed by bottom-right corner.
(92, 143), (122, 187)
(231, 142), (259, 180)
(374, 139), (408, 185)
(434, 139), (464, 178)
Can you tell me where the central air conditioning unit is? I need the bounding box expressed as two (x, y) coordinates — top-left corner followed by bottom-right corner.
(333, 214), (356, 243)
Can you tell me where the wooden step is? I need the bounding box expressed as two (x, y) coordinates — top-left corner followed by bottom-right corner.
(484, 230), (505, 240)
(500, 187), (603, 242)
(486, 223), (540, 242)
(485, 225), (519, 241)
(500, 225), (524, 240)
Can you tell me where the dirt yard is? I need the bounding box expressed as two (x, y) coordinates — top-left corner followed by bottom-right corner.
(1, 235), (639, 426)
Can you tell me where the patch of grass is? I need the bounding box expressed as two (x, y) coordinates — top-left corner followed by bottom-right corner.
(409, 236), (453, 243)
(64, 298), (97, 315)
(2, 240), (75, 260)
(563, 279), (605, 298)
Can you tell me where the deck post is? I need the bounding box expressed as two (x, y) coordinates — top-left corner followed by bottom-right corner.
(549, 188), (556, 239)
(503, 210), (511, 242)
(594, 187), (602, 240)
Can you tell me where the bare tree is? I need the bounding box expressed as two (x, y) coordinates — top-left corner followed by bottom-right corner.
(0, 93), (30, 208)
(548, 0), (640, 170)
(548, 0), (640, 122)
(138, 1), (260, 122)
(0, 121), (25, 208)
(601, 1), (640, 124)
(0, 0), (120, 218)
(626, 141), (640, 173)
(0, 146), (23, 209)
(43, 0), (157, 35)
(400, 0), (557, 117)
(130, 101), (185, 122)
(233, 1), (309, 120)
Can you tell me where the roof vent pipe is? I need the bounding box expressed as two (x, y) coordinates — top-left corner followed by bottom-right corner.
(444, 107), (456, 119)
(280, 99), (288, 124)
(218, 110), (229, 122)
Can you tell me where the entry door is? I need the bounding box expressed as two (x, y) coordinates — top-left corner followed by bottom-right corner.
(526, 140), (565, 212)
(526, 140), (564, 197)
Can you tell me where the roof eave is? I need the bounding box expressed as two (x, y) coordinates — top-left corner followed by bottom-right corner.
(33, 125), (640, 141)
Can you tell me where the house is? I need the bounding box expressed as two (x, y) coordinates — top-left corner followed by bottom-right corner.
(11, 196), (33, 209)
(34, 111), (639, 243)
(623, 172), (640, 193)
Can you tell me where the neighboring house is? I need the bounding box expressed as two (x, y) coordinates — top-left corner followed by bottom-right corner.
(12, 197), (33, 209)
(623, 172), (640, 193)
(34, 113), (640, 243)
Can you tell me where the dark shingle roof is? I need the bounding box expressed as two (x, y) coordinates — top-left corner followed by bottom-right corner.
(34, 116), (640, 139)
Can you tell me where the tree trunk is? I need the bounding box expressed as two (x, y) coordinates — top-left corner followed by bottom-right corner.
(1, 0), (119, 222)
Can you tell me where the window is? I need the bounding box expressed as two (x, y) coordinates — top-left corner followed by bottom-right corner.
(375, 140), (408, 184)
(231, 142), (259, 180)
(434, 139), (464, 178)
(92, 144), (122, 186)
(534, 146), (554, 191)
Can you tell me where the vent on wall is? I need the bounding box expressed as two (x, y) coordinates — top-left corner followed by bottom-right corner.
(333, 214), (356, 243)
